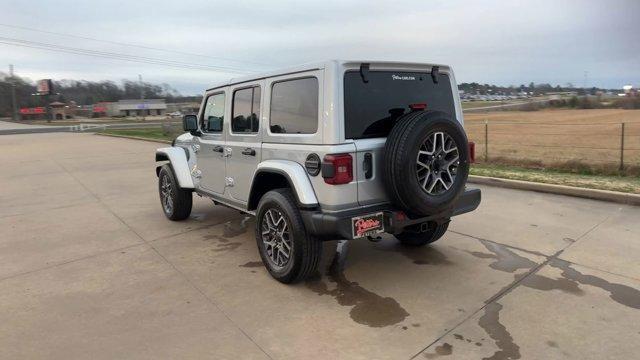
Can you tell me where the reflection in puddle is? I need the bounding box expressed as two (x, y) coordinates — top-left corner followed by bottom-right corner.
(306, 241), (409, 327)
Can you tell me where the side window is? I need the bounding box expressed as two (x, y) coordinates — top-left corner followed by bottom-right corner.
(270, 77), (318, 134)
(201, 93), (225, 133)
(231, 86), (261, 133)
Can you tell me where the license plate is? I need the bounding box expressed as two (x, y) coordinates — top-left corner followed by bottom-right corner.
(351, 212), (384, 239)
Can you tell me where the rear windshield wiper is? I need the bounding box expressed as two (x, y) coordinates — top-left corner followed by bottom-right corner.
(431, 66), (439, 84)
(360, 63), (370, 83)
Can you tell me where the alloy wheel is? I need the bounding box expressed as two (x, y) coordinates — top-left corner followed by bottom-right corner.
(261, 209), (292, 269)
(416, 131), (460, 195)
(160, 174), (174, 214)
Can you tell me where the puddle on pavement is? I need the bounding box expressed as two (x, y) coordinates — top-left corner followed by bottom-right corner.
(549, 258), (640, 310)
(306, 241), (409, 327)
(423, 342), (453, 358)
(374, 237), (452, 266)
(467, 238), (640, 360)
(520, 272), (584, 295)
(478, 302), (521, 360)
(201, 217), (254, 253)
(239, 261), (263, 268)
(223, 217), (253, 237)
(468, 240), (537, 273)
(202, 234), (242, 252)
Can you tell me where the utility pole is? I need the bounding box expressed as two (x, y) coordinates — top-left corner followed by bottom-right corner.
(138, 74), (144, 100)
(10, 64), (18, 121)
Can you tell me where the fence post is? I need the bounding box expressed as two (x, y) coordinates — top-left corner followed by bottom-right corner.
(619, 122), (625, 172)
(484, 120), (489, 162)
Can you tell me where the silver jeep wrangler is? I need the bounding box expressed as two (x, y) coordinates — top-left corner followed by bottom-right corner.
(156, 60), (481, 283)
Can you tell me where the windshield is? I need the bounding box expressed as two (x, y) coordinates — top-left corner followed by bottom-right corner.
(343, 71), (456, 139)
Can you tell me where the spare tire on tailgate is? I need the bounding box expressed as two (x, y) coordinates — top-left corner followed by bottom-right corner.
(383, 110), (469, 216)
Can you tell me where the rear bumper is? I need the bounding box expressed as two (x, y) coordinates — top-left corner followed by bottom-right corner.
(301, 188), (481, 241)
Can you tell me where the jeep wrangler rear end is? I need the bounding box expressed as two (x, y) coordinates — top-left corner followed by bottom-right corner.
(156, 60), (481, 283)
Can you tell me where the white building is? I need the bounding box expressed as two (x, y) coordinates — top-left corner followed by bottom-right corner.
(105, 99), (167, 117)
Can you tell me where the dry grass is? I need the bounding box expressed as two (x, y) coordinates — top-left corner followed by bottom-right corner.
(464, 109), (640, 175)
(471, 163), (640, 194)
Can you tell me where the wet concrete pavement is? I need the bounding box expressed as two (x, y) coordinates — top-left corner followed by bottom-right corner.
(1, 133), (638, 359)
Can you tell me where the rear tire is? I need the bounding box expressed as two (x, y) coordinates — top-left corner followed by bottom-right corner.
(158, 164), (192, 221)
(255, 189), (321, 283)
(395, 221), (449, 247)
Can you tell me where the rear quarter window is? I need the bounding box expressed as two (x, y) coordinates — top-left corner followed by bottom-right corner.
(269, 77), (318, 134)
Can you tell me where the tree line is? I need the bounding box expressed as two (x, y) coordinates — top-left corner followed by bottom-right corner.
(0, 72), (201, 117)
(457, 82), (619, 96)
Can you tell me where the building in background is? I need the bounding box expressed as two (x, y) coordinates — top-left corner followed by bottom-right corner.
(50, 101), (70, 120)
(105, 99), (167, 117)
(166, 101), (200, 116)
(19, 107), (46, 120)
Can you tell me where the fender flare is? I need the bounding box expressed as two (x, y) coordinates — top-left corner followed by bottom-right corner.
(250, 160), (319, 207)
(155, 147), (194, 189)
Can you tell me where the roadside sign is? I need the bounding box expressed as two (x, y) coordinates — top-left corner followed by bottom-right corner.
(36, 79), (54, 95)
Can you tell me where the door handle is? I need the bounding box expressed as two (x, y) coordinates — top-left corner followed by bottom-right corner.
(242, 148), (256, 156)
(212, 145), (224, 153)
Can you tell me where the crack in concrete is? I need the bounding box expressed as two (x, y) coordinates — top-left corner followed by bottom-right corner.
(52, 158), (275, 360)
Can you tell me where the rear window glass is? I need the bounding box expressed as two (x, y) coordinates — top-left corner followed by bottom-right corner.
(343, 71), (455, 139)
(270, 77), (318, 134)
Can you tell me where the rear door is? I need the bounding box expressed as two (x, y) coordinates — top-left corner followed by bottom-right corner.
(343, 69), (457, 205)
(224, 81), (264, 203)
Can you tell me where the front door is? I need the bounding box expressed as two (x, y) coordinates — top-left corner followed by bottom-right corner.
(197, 92), (227, 194)
(225, 82), (263, 203)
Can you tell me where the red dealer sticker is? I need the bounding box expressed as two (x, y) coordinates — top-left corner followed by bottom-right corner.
(351, 212), (384, 239)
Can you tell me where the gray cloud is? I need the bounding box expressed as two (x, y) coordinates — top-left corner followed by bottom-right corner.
(1, 0), (638, 94)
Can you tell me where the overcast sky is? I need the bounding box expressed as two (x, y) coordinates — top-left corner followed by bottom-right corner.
(1, 0), (638, 94)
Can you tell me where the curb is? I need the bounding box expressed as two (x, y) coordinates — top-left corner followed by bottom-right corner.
(95, 132), (172, 144)
(468, 175), (640, 206)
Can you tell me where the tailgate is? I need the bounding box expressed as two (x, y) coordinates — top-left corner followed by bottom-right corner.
(354, 138), (389, 206)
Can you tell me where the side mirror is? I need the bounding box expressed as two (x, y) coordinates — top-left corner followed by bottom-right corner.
(182, 114), (199, 135)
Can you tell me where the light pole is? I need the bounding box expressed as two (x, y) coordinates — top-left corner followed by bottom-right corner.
(10, 64), (18, 121)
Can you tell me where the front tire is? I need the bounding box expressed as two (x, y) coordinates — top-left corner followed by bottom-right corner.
(395, 221), (449, 247)
(158, 164), (192, 221)
(255, 189), (321, 283)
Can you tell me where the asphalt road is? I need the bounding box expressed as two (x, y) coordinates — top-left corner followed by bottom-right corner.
(0, 133), (638, 359)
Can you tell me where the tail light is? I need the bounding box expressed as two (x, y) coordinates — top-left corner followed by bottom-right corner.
(468, 142), (476, 163)
(322, 154), (353, 185)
